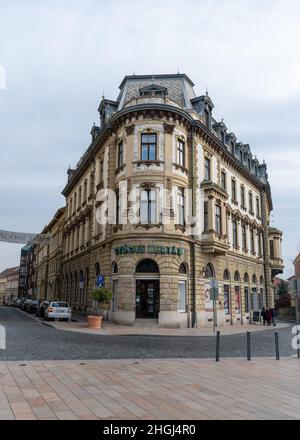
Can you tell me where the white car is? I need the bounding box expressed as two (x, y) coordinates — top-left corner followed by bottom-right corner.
(44, 301), (72, 321)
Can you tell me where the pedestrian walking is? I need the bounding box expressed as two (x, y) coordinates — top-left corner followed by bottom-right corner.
(271, 308), (277, 326)
(261, 307), (266, 325)
(265, 308), (272, 326)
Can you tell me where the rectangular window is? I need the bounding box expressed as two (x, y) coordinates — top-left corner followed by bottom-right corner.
(100, 160), (104, 184)
(250, 229), (255, 253)
(241, 185), (245, 209)
(249, 191), (253, 213)
(231, 179), (236, 202)
(244, 287), (249, 313)
(84, 180), (87, 201)
(232, 220), (238, 248)
(270, 240), (275, 260)
(141, 133), (157, 161)
(258, 232), (262, 256)
(178, 280), (186, 312)
(242, 225), (247, 251)
(116, 191), (120, 225)
(221, 171), (226, 191)
(140, 189), (157, 224)
(256, 197), (260, 217)
(215, 205), (222, 235)
(204, 201), (208, 232)
(177, 140), (185, 167)
(178, 189), (185, 225)
(118, 141), (124, 168)
(204, 157), (211, 181)
(112, 279), (118, 312)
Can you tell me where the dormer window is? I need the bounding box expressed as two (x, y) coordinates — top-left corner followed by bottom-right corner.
(139, 84), (168, 97)
(231, 142), (235, 155)
(204, 109), (210, 128)
(240, 150), (243, 162)
(248, 158), (251, 170)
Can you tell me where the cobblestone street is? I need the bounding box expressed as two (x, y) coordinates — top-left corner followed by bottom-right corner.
(0, 307), (296, 361)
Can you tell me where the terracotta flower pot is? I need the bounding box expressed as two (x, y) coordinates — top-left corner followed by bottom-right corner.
(87, 315), (103, 329)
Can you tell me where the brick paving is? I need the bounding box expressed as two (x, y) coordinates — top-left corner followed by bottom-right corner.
(0, 358), (299, 420)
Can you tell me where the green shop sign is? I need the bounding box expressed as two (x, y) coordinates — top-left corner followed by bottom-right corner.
(114, 244), (184, 256)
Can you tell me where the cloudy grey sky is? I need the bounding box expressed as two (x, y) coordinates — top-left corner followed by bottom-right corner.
(0, 0), (299, 277)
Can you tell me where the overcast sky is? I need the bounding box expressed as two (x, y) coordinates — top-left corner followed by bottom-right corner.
(0, 0), (299, 277)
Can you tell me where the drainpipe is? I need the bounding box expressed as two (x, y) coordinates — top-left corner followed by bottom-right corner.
(191, 126), (197, 328)
(261, 190), (269, 309)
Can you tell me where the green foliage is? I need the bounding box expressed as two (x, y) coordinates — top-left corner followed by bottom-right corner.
(91, 287), (112, 304)
(277, 280), (289, 297)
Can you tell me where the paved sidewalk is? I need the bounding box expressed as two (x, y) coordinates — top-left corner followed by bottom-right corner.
(0, 357), (299, 420)
(45, 319), (289, 337)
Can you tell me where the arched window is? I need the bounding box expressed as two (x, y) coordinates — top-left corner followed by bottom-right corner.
(260, 275), (264, 285)
(112, 262), (118, 274)
(223, 269), (230, 281)
(234, 271), (240, 282)
(179, 263), (188, 274)
(136, 259), (159, 273)
(244, 273), (249, 283)
(203, 263), (215, 278)
(252, 274), (257, 284)
(95, 262), (100, 276)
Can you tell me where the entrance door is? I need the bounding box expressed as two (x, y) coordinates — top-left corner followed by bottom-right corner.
(136, 280), (160, 318)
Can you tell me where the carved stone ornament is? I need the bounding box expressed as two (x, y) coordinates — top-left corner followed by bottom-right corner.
(163, 123), (175, 134)
(125, 125), (135, 136)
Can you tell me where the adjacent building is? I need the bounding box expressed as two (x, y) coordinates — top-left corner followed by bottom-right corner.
(0, 266), (19, 303)
(56, 73), (283, 328)
(36, 208), (65, 300)
(19, 244), (37, 298)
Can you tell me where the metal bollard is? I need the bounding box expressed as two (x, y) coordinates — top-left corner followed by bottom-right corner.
(297, 329), (300, 359)
(247, 332), (251, 361)
(216, 331), (220, 362)
(275, 332), (280, 360)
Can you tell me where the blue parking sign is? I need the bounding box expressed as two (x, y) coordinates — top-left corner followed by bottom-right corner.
(96, 275), (104, 287)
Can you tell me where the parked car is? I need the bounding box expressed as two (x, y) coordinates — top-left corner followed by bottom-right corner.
(22, 299), (33, 312)
(18, 298), (26, 309)
(29, 300), (39, 314)
(44, 301), (72, 321)
(13, 299), (22, 307)
(36, 300), (49, 318)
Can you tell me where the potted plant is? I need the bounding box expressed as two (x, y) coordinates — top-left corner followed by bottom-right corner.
(87, 287), (112, 329)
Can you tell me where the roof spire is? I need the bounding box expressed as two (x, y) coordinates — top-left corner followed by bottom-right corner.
(102, 89), (105, 100)
(206, 87), (209, 96)
(177, 65), (180, 74)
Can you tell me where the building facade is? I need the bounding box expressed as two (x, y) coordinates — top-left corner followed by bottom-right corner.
(0, 266), (19, 303)
(36, 208), (65, 300)
(19, 244), (37, 298)
(59, 73), (283, 327)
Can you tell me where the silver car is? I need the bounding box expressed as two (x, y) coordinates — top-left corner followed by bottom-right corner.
(44, 301), (72, 321)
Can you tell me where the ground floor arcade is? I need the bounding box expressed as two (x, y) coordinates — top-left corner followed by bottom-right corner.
(60, 238), (268, 328)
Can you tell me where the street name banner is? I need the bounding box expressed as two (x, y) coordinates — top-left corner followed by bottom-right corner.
(0, 229), (52, 244)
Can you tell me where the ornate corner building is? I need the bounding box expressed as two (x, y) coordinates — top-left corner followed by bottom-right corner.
(60, 73), (284, 328)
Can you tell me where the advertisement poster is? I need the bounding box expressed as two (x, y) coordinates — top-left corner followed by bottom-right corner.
(235, 286), (240, 314)
(204, 284), (213, 311)
(224, 285), (230, 315)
